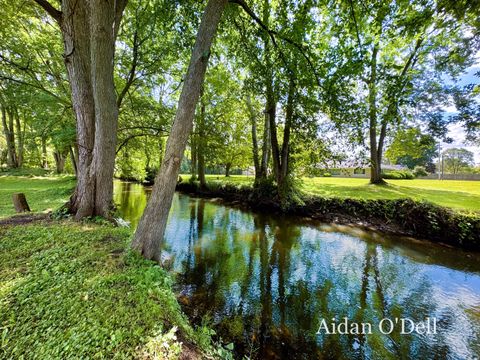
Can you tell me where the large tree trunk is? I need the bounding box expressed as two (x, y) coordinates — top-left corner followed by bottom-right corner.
(368, 44), (384, 184)
(278, 76), (295, 188)
(259, 109), (270, 179)
(132, 0), (228, 262)
(263, 0), (278, 182)
(60, 0), (97, 217)
(245, 95), (261, 180)
(225, 162), (231, 177)
(89, 0), (120, 217)
(34, 0), (126, 219)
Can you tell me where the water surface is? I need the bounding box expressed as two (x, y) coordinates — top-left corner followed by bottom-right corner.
(114, 181), (480, 360)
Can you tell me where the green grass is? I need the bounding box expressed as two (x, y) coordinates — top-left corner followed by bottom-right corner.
(0, 175), (76, 218)
(0, 222), (224, 359)
(184, 174), (480, 212)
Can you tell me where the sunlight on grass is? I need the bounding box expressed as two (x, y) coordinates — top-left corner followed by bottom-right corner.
(183, 174), (480, 212)
(0, 176), (76, 218)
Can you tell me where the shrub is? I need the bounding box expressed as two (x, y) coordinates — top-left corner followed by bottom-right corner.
(144, 166), (158, 184)
(323, 172), (332, 177)
(413, 166), (428, 177)
(382, 170), (414, 179)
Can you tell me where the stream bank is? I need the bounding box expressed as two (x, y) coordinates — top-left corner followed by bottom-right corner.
(176, 181), (480, 251)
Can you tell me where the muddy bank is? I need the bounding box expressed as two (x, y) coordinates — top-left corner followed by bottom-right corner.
(176, 181), (480, 251)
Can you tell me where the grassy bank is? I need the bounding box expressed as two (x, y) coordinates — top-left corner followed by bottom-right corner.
(0, 222), (230, 359)
(0, 175), (75, 218)
(177, 180), (480, 250)
(0, 174), (231, 359)
(188, 175), (480, 212)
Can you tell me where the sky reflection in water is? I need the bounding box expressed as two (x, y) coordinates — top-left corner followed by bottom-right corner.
(114, 181), (480, 360)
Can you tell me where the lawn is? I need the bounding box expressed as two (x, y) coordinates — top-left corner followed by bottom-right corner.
(0, 175), (76, 218)
(189, 175), (480, 212)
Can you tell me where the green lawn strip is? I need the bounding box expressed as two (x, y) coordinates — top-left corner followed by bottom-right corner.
(0, 223), (225, 359)
(0, 176), (76, 219)
(185, 175), (479, 212)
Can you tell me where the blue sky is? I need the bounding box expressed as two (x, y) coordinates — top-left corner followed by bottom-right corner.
(443, 64), (480, 164)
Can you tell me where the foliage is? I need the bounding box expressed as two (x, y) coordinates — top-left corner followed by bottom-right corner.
(451, 75), (480, 146)
(385, 127), (437, 171)
(382, 170), (415, 180)
(181, 174), (480, 212)
(442, 147), (475, 174)
(413, 166), (428, 177)
(0, 222), (227, 359)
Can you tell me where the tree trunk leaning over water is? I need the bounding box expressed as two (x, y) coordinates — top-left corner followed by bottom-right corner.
(132, 0), (228, 262)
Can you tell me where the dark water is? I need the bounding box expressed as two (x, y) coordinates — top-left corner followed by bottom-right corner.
(114, 181), (480, 360)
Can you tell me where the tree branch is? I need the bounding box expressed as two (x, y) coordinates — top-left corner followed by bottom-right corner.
(33, 0), (62, 23)
(229, 0), (322, 87)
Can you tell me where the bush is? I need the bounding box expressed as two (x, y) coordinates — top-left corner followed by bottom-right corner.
(413, 166), (428, 177)
(382, 170), (414, 179)
(144, 166), (158, 184)
(323, 172), (332, 177)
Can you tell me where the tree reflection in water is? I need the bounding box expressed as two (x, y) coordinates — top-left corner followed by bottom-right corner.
(114, 181), (480, 360)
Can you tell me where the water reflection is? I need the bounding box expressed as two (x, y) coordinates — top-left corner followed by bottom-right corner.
(114, 181), (480, 359)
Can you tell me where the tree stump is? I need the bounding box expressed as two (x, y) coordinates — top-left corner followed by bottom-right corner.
(12, 193), (31, 213)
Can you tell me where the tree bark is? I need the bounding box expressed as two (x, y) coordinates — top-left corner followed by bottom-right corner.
(245, 95), (260, 180)
(197, 97), (207, 188)
(132, 0), (228, 262)
(2, 106), (17, 168)
(34, 0), (126, 219)
(69, 145), (78, 175)
(89, 0), (120, 217)
(225, 162), (231, 177)
(60, 0), (97, 217)
(259, 107), (270, 179)
(368, 43), (384, 184)
(12, 193), (31, 213)
(54, 149), (67, 173)
(278, 75), (295, 187)
(41, 134), (48, 169)
(14, 107), (24, 167)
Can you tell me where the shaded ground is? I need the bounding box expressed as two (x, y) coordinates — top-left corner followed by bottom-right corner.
(0, 213), (51, 226)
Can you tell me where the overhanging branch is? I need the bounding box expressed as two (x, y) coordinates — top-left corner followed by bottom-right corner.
(229, 0), (322, 87)
(33, 0), (62, 23)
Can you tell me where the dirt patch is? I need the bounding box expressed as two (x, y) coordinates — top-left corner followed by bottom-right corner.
(0, 213), (51, 226)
